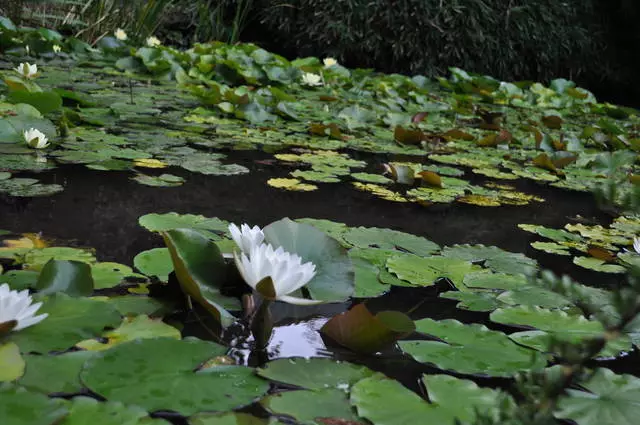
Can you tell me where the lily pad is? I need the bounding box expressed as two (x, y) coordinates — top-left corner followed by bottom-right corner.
(81, 337), (268, 416)
(263, 218), (354, 302)
(9, 294), (122, 353)
(386, 254), (482, 287)
(343, 227), (439, 255)
(133, 248), (173, 281)
(257, 357), (375, 390)
(556, 368), (640, 425)
(262, 388), (362, 425)
(19, 350), (94, 394)
(0, 384), (68, 425)
(0, 343), (24, 382)
(399, 318), (547, 376)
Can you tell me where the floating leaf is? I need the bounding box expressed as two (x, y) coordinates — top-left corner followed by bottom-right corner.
(133, 248), (173, 281)
(81, 337), (268, 416)
(351, 374), (507, 425)
(257, 357), (375, 390)
(76, 315), (181, 351)
(19, 351), (94, 394)
(343, 227), (439, 256)
(263, 218), (354, 302)
(162, 228), (239, 327)
(321, 303), (414, 353)
(0, 384), (68, 425)
(139, 213), (228, 239)
(556, 368), (640, 425)
(35, 260), (94, 296)
(267, 177), (318, 191)
(386, 254), (481, 288)
(399, 318), (546, 376)
(59, 397), (163, 425)
(9, 294), (122, 353)
(0, 343), (24, 382)
(262, 389), (363, 425)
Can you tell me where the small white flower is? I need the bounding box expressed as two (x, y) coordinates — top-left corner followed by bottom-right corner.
(146, 36), (161, 47)
(23, 128), (49, 149)
(114, 28), (128, 41)
(229, 223), (264, 254)
(323, 57), (338, 68)
(634, 237), (640, 254)
(234, 243), (320, 305)
(0, 283), (48, 332)
(14, 62), (38, 79)
(301, 72), (323, 87)
(52, 45), (61, 53)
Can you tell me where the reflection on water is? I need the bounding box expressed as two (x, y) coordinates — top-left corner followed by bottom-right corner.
(230, 317), (332, 365)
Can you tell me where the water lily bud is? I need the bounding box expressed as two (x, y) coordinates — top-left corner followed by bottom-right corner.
(23, 128), (49, 149)
(146, 36), (161, 47)
(14, 62), (38, 79)
(114, 28), (128, 41)
(301, 72), (322, 87)
(323, 57), (338, 67)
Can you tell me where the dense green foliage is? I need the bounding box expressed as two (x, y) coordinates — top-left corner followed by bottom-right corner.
(253, 0), (601, 81)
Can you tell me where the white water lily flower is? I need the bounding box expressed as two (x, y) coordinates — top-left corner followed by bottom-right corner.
(323, 57), (338, 67)
(114, 28), (128, 41)
(52, 45), (61, 53)
(146, 36), (161, 47)
(0, 283), (48, 332)
(301, 72), (322, 87)
(634, 237), (640, 254)
(23, 128), (49, 149)
(229, 223), (264, 254)
(14, 62), (38, 79)
(234, 243), (320, 305)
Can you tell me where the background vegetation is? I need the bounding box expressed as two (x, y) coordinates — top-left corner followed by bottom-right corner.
(2, 0), (640, 105)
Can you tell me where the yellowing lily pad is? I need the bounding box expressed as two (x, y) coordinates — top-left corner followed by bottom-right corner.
(267, 177), (317, 191)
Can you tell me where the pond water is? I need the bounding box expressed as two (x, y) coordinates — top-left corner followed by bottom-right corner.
(1, 24), (640, 425)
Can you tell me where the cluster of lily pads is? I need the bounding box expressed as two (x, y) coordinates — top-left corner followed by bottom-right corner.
(0, 212), (639, 424)
(1, 15), (640, 425)
(1, 16), (638, 210)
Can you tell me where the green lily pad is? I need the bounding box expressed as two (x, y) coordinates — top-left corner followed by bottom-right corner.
(491, 306), (631, 357)
(556, 368), (640, 425)
(139, 212), (228, 240)
(386, 254), (482, 287)
(190, 412), (273, 425)
(442, 244), (537, 275)
(262, 388), (362, 425)
(132, 173), (185, 187)
(0, 343), (25, 382)
(9, 294), (122, 353)
(573, 256), (626, 274)
(76, 315), (181, 351)
(399, 318), (547, 377)
(343, 227), (439, 256)
(81, 337), (268, 416)
(19, 351), (94, 394)
(0, 384), (68, 425)
(59, 396), (169, 425)
(351, 374), (507, 425)
(263, 218), (354, 302)
(133, 248), (173, 281)
(257, 357), (375, 390)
